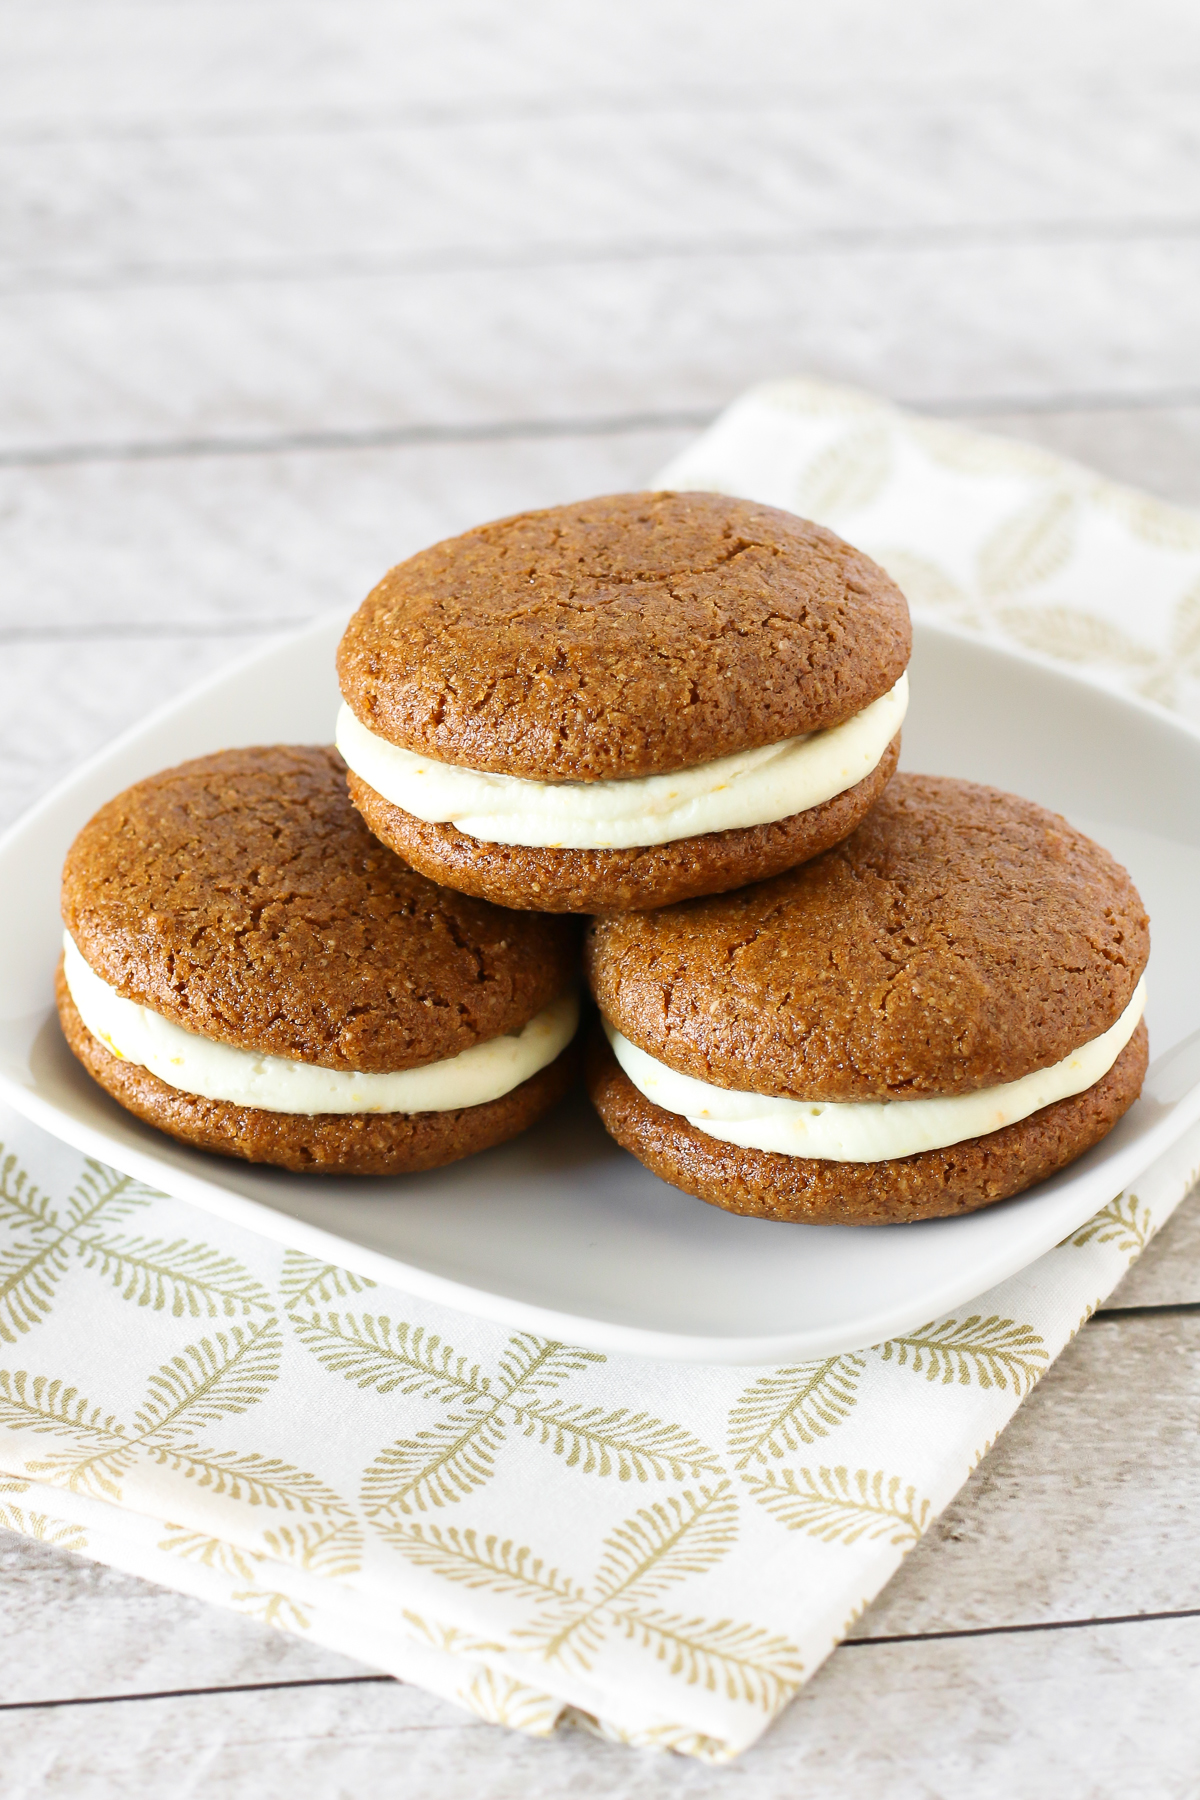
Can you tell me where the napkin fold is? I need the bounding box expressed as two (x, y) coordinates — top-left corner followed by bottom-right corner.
(3, 380), (1199, 1760)
(657, 377), (1200, 727)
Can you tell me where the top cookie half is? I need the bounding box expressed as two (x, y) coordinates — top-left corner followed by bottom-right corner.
(337, 491), (911, 782)
(61, 745), (577, 1072)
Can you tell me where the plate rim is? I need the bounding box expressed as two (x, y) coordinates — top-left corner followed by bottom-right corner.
(2, 611), (1199, 1365)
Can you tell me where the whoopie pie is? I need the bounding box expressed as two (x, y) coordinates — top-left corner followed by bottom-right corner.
(58, 746), (579, 1174)
(335, 491), (910, 912)
(585, 774), (1149, 1224)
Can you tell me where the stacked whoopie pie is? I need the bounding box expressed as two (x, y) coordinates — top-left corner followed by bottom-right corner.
(58, 747), (578, 1173)
(58, 488), (1149, 1205)
(334, 492), (910, 912)
(585, 774), (1149, 1223)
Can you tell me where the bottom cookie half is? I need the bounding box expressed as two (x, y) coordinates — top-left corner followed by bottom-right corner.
(586, 1024), (1149, 1225)
(58, 968), (579, 1175)
(346, 736), (900, 912)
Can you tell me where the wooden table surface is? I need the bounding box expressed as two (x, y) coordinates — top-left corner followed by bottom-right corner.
(3, 4), (1200, 1793)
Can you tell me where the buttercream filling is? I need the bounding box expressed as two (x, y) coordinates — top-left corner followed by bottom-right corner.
(334, 674), (908, 850)
(603, 977), (1146, 1163)
(63, 933), (578, 1116)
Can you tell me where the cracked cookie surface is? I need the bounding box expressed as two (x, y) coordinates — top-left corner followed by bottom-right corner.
(62, 745), (578, 1071)
(336, 490), (911, 781)
(585, 773), (1150, 1099)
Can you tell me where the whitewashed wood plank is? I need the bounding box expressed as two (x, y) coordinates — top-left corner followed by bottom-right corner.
(760, 1618), (1200, 1800)
(3, 0), (1199, 136)
(0, 636), (285, 832)
(0, 1529), (368, 1704)
(4, 405), (1199, 660)
(4, 241), (1200, 455)
(6, 92), (1200, 291)
(4, 1615), (1200, 1799)
(1105, 1188), (1200, 1307)
(0, 427), (697, 640)
(855, 1309), (1200, 1638)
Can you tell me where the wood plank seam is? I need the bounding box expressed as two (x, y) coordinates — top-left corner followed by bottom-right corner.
(0, 410), (716, 469)
(847, 1605), (1200, 1647)
(0, 1676), (396, 1715)
(0, 622), (311, 643)
(6, 391), (1200, 475)
(8, 1604), (1200, 1717)
(1092, 1302), (1200, 1318)
(8, 214), (1200, 299)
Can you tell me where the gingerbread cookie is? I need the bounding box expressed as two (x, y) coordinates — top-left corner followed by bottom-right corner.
(336, 491), (910, 910)
(59, 746), (579, 1174)
(584, 774), (1149, 1223)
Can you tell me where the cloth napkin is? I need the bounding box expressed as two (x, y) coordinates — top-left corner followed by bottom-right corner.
(3, 380), (1199, 1762)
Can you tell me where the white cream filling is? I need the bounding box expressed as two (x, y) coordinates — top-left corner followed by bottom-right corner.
(605, 977), (1146, 1163)
(335, 673), (908, 850)
(63, 933), (578, 1116)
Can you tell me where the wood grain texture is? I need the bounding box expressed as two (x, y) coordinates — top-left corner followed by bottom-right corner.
(4, 0), (1200, 1790)
(5, 1619), (1200, 1799)
(5, 246), (1200, 458)
(855, 1308), (1200, 1636)
(0, 1531), (368, 1706)
(0, 429), (696, 636)
(0, 637), (284, 830)
(1107, 1188), (1200, 1306)
(3, 0), (1199, 133)
(6, 92), (1200, 292)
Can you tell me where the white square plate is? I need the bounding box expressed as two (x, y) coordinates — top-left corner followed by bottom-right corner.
(2, 614), (1198, 1364)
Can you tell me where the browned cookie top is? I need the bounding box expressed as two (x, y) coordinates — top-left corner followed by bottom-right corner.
(585, 774), (1149, 1100)
(337, 491), (911, 781)
(62, 746), (578, 1072)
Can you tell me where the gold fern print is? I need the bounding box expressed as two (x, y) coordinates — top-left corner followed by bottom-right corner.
(729, 1361), (935, 1554)
(232, 1588), (311, 1631)
(728, 1356), (865, 1468)
(357, 1328), (721, 1516)
(1092, 481), (1200, 552)
(459, 1668), (560, 1734)
(0, 1144), (272, 1340)
(284, 1261), (721, 1511)
(744, 1466), (930, 1547)
(864, 547), (977, 624)
(400, 1606), (508, 1660)
(977, 489), (1078, 596)
(1140, 580), (1200, 708)
(0, 1317), (358, 1572)
(386, 1484), (802, 1708)
(995, 583), (1200, 710)
(909, 416), (1064, 481)
(995, 604), (1157, 673)
(1070, 1191), (1152, 1255)
(159, 1525), (266, 1585)
(260, 1517), (363, 1581)
(159, 1513), (359, 1585)
(278, 1251), (376, 1313)
(875, 1314), (1048, 1394)
(794, 426), (892, 521)
(0, 1476), (88, 1550)
(1, 1320), (278, 1497)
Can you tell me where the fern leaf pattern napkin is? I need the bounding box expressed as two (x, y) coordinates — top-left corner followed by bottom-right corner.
(3, 383), (1200, 1761)
(656, 376), (1200, 725)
